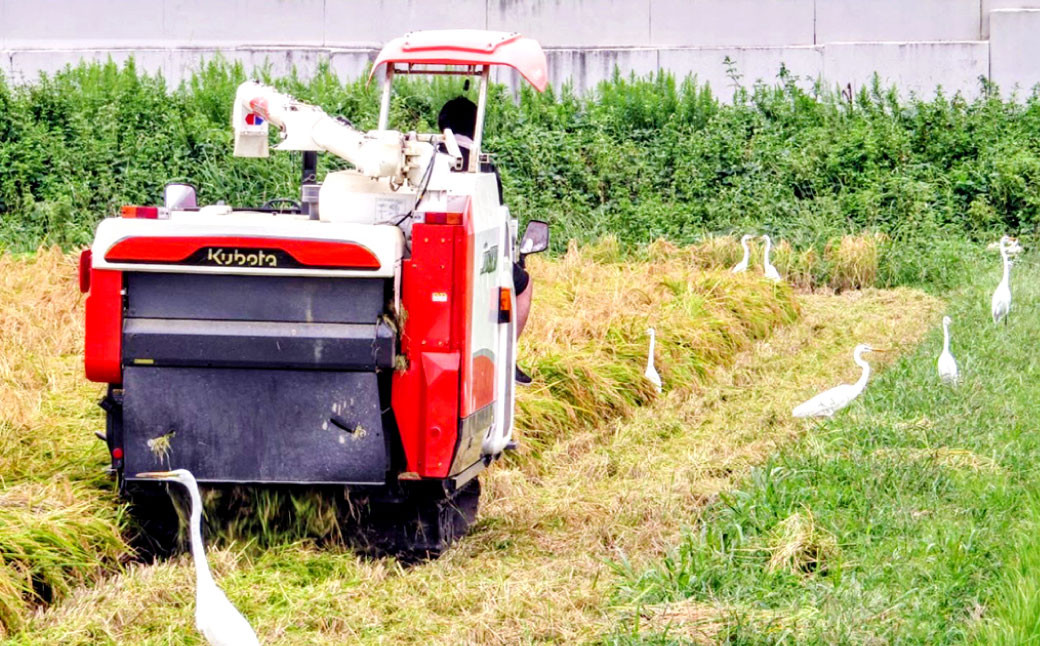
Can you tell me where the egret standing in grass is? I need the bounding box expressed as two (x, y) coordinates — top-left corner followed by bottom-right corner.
(761, 234), (782, 282)
(644, 327), (662, 393)
(136, 470), (261, 646)
(731, 234), (754, 273)
(937, 315), (959, 385)
(991, 235), (1013, 325)
(792, 344), (884, 418)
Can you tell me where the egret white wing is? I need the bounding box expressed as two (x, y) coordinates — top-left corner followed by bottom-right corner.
(792, 384), (856, 418)
(991, 283), (1011, 323)
(937, 351), (958, 384)
(644, 365), (662, 393)
(197, 586), (261, 646)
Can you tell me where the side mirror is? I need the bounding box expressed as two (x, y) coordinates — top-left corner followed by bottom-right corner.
(163, 183), (198, 210)
(519, 220), (550, 258)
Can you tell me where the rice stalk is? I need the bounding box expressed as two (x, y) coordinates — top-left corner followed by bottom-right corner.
(824, 234), (880, 291)
(766, 509), (838, 576)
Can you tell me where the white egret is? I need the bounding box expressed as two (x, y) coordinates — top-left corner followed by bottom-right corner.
(761, 234), (782, 282)
(937, 315), (959, 385)
(136, 469), (261, 646)
(991, 235), (1012, 325)
(792, 344), (884, 418)
(731, 234), (754, 273)
(644, 327), (662, 393)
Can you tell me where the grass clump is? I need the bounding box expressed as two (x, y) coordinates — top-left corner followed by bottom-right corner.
(0, 482), (126, 636)
(765, 510), (838, 577)
(823, 233), (880, 291)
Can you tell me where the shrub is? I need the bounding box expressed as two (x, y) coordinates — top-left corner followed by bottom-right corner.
(0, 60), (1034, 287)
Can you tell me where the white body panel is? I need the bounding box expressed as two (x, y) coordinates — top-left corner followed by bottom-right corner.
(427, 169), (516, 456)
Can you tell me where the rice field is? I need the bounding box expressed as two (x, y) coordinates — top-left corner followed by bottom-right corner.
(0, 242), (940, 644)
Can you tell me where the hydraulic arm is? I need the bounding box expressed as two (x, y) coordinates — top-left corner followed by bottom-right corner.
(231, 80), (431, 185)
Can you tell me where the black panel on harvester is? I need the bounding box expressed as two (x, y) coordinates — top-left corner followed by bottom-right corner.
(126, 273), (386, 323)
(122, 367), (388, 484)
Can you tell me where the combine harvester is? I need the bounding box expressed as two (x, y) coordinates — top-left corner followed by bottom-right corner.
(79, 30), (550, 556)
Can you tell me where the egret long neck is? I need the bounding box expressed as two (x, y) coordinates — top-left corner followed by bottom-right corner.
(853, 352), (871, 392)
(1001, 244), (1011, 284)
(646, 330), (656, 369)
(763, 237), (773, 265)
(186, 483), (216, 589)
(739, 238), (750, 264)
(942, 321), (951, 354)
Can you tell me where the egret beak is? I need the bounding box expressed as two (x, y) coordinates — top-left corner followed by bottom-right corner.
(870, 348), (890, 353)
(135, 471), (177, 479)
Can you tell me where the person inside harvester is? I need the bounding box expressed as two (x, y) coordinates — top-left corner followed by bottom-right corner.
(437, 96), (533, 384)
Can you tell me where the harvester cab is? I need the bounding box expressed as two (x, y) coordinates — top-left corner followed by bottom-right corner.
(80, 30), (549, 555)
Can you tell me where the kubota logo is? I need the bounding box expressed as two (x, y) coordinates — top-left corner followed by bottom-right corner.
(205, 248), (278, 267)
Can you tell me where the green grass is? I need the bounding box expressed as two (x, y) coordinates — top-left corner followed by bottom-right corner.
(608, 249), (1040, 643)
(1, 59), (1039, 289)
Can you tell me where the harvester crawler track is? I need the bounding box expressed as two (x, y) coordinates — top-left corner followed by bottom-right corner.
(122, 479), (481, 562)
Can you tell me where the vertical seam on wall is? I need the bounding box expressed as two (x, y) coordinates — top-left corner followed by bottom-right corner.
(813, 0), (817, 45)
(648, 0), (652, 45)
(987, 0), (992, 81)
(322, 0), (327, 47)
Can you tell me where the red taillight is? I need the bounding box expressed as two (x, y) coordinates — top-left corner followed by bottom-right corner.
(78, 249), (92, 293)
(111, 447), (123, 459)
(423, 211), (463, 225)
(121, 205), (159, 219)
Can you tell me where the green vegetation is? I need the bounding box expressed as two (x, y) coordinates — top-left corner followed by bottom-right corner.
(1, 60), (1037, 289)
(608, 251), (1040, 643)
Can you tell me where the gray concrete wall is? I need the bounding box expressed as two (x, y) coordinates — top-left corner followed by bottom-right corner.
(1, 0), (1039, 99)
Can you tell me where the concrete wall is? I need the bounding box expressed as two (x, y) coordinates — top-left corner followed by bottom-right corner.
(2, 0), (1039, 99)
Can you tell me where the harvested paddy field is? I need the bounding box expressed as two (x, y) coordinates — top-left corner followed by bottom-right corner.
(0, 246), (940, 645)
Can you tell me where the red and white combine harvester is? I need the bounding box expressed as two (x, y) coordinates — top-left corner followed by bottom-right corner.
(80, 30), (550, 555)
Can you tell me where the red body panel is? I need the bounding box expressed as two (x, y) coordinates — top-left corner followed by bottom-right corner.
(393, 223), (462, 477)
(84, 269), (123, 383)
(104, 236), (381, 269)
(392, 196), (497, 477)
